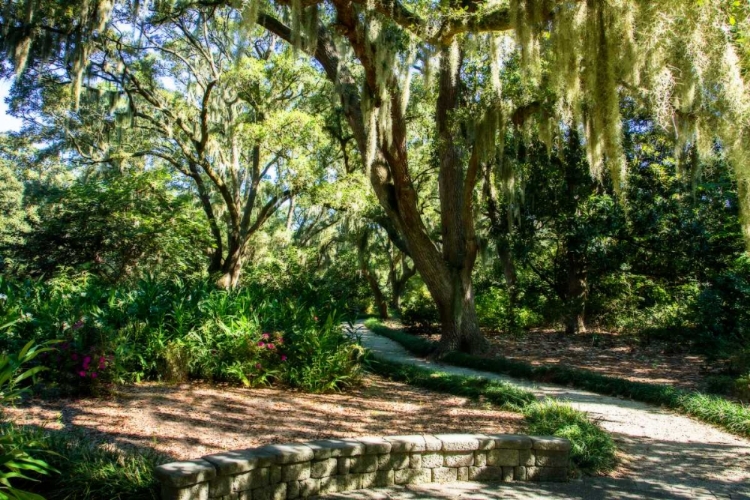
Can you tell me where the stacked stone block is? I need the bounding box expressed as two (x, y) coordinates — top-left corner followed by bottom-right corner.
(155, 434), (571, 500)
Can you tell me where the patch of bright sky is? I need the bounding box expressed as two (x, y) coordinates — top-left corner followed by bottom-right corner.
(0, 79), (23, 133)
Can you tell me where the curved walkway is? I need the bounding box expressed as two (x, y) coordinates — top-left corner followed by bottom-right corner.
(330, 322), (750, 500)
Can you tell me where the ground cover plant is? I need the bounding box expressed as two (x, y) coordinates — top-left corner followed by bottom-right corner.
(366, 320), (750, 438)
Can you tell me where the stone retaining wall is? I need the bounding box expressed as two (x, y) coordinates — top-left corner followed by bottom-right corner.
(155, 434), (571, 500)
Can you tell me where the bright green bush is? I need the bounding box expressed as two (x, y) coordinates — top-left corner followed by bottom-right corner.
(523, 400), (617, 475)
(0, 331), (58, 500)
(399, 284), (439, 327)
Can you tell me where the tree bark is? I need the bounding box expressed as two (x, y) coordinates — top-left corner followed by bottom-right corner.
(217, 236), (244, 290)
(388, 253), (415, 314)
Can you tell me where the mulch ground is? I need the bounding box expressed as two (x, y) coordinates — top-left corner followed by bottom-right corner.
(400, 323), (713, 391)
(7, 375), (524, 461)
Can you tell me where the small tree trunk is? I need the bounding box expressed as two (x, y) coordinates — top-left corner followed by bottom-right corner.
(564, 250), (587, 334)
(285, 195), (295, 232)
(497, 235), (518, 333)
(357, 232), (389, 319)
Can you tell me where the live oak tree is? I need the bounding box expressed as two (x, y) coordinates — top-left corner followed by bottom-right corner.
(7, 7), (331, 288)
(2, 0), (750, 353)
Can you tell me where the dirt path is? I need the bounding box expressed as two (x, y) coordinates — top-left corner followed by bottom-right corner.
(347, 322), (750, 500)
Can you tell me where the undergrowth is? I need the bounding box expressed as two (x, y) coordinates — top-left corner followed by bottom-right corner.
(12, 426), (163, 500)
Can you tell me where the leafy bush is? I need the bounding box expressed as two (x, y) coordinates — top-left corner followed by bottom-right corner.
(399, 284), (439, 326)
(693, 255), (750, 353)
(735, 374), (750, 403)
(0, 331), (58, 500)
(523, 400), (617, 475)
(475, 287), (544, 331)
(12, 427), (163, 500)
(0, 274), (362, 393)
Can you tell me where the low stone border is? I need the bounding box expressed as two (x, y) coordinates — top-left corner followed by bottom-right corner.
(155, 434), (571, 500)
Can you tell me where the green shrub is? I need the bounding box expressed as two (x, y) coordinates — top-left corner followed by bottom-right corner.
(475, 288), (543, 331)
(702, 375), (738, 397)
(693, 255), (750, 353)
(0, 332), (58, 500)
(735, 374), (750, 403)
(523, 400), (617, 475)
(399, 285), (439, 327)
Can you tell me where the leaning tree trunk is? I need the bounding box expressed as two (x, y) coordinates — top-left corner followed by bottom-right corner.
(257, 14), (488, 353)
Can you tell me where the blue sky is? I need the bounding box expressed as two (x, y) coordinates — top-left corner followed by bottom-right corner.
(0, 79), (23, 133)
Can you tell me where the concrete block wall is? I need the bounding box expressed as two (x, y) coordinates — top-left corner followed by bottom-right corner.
(155, 434), (571, 500)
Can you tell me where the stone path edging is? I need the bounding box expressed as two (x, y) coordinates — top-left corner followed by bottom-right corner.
(155, 434), (572, 500)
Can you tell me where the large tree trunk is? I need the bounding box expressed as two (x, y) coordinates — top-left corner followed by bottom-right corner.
(436, 269), (486, 353)
(217, 238), (243, 290)
(259, 13), (488, 353)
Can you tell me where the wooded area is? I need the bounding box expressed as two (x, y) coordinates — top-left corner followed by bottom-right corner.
(0, 1), (749, 499)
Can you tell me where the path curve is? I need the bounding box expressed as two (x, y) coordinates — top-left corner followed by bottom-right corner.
(329, 322), (750, 500)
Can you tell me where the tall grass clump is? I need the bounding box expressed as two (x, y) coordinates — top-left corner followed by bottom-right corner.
(10, 426), (163, 500)
(523, 400), (617, 474)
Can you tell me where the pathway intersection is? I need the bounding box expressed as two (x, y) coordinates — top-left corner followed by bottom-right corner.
(325, 322), (750, 499)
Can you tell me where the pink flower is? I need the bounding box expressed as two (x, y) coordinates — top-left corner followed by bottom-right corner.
(277, 338), (284, 345)
(91, 372), (98, 379)
(262, 333), (270, 340)
(255, 363), (262, 370)
(257, 341), (265, 348)
(267, 343), (275, 350)
(78, 371), (86, 377)
(281, 355), (287, 362)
